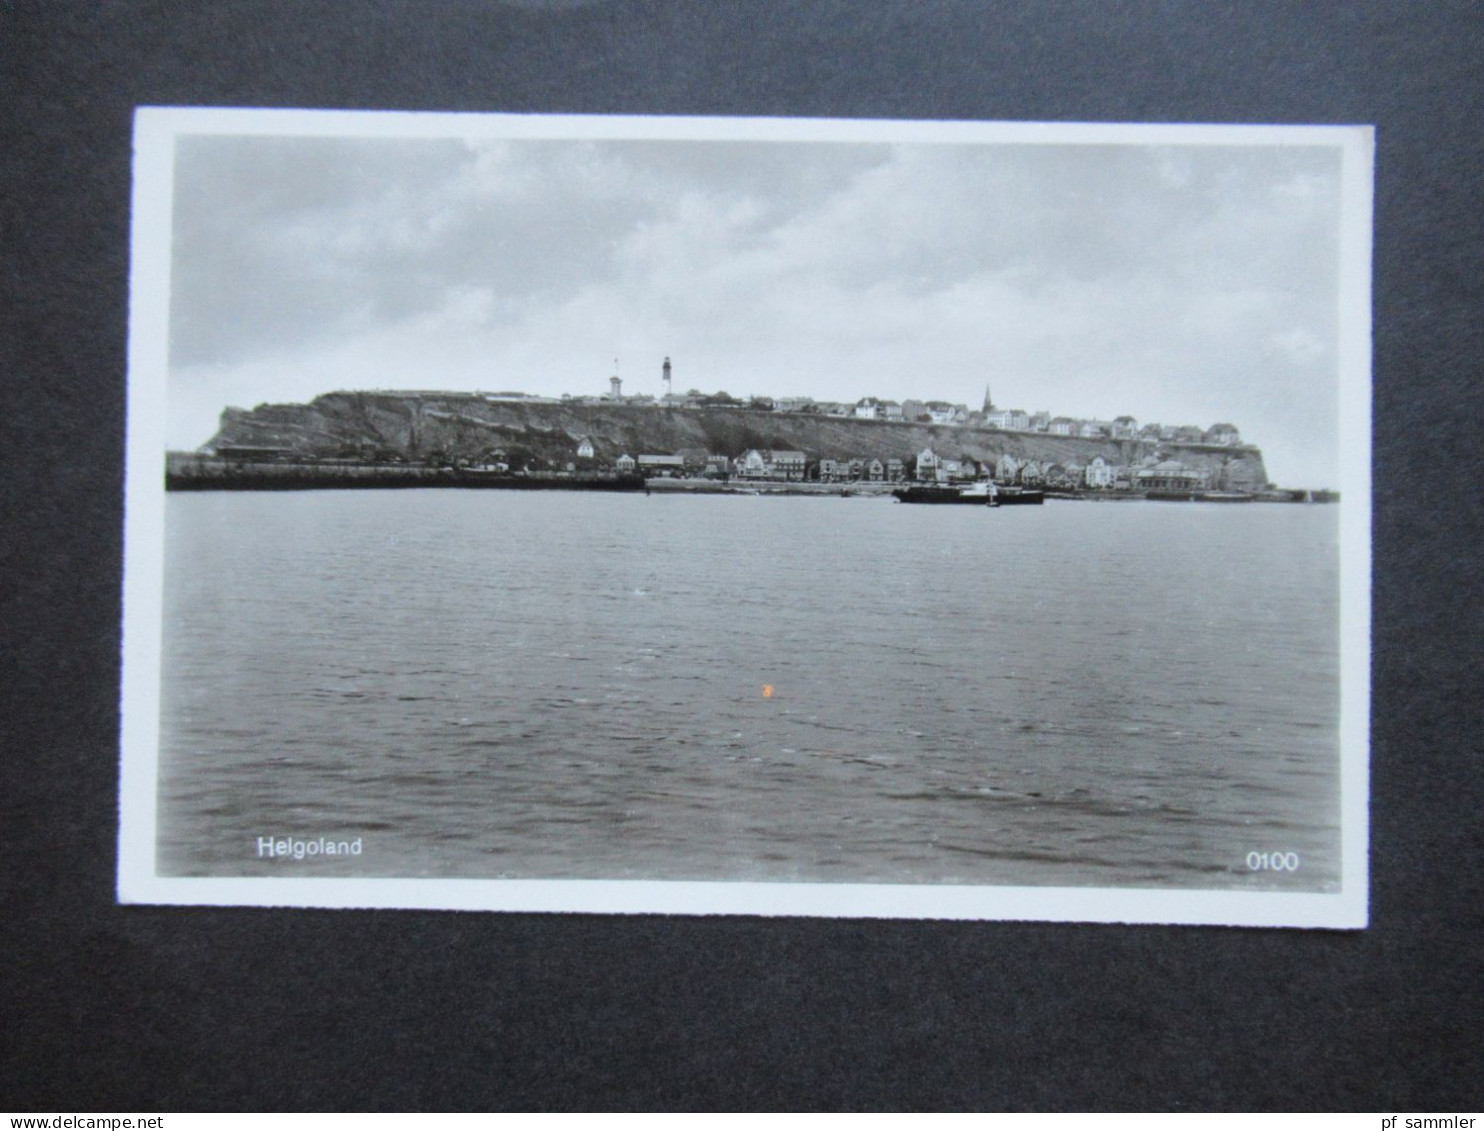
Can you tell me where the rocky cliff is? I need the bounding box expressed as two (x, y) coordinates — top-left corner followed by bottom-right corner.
(203, 392), (1269, 486)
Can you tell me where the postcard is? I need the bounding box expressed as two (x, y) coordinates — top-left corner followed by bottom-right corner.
(119, 108), (1372, 925)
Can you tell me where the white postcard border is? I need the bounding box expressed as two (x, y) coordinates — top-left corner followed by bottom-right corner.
(119, 108), (1373, 928)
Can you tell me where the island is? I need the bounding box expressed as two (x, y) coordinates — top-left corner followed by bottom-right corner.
(165, 385), (1333, 502)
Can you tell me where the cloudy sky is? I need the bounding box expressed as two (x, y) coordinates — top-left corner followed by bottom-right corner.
(167, 126), (1349, 484)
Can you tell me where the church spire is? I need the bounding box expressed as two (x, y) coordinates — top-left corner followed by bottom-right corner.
(983, 383), (995, 413)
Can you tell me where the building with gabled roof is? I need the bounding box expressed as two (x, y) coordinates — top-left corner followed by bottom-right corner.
(915, 447), (939, 480)
(1133, 459), (1211, 490)
(735, 449), (807, 481)
(1085, 455), (1117, 489)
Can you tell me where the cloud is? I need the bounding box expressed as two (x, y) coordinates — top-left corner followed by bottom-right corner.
(1270, 326), (1330, 364)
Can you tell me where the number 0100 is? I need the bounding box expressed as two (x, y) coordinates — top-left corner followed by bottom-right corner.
(1246, 851), (1301, 872)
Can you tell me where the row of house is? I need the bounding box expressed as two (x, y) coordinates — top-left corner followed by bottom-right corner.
(577, 437), (1258, 491)
(990, 452), (1264, 492)
(378, 373), (1246, 451)
(594, 447), (905, 482)
(840, 398), (972, 425)
(638, 394), (975, 424)
(665, 393), (1241, 446)
(611, 381), (1243, 447)
(989, 414), (1243, 446)
(818, 457), (906, 483)
(590, 447), (1241, 492)
(608, 449), (813, 481)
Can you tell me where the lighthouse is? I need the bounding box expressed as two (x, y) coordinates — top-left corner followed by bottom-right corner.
(662, 356), (672, 400)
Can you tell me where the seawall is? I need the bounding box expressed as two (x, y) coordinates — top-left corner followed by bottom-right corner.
(165, 456), (645, 493)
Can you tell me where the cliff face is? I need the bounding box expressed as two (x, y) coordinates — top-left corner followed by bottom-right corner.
(204, 392), (1269, 485)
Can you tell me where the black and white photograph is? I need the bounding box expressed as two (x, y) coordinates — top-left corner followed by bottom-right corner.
(119, 109), (1371, 925)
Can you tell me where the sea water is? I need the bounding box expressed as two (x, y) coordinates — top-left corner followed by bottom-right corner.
(157, 491), (1341, 890)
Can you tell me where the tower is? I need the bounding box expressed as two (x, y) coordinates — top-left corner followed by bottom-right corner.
(982, 383), (995, 413)
(663, 356), (672, 399)
(610, 373), (622, 399)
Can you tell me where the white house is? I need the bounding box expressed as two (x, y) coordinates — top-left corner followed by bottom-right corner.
(915, 447), (939, 480)
(1133, 460), (1211, 490)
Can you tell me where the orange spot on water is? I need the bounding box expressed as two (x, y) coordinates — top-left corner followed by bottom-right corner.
(762, 685), (774, 698)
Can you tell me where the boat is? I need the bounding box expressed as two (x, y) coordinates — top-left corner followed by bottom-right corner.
(892, 483), (992, 504)
(992, 487), (1045, 506)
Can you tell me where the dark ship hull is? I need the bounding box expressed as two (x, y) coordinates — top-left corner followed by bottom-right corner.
(994, 488), (1046, 506)
(892, 485), (991, 504)
(891, 485), (1045, 506)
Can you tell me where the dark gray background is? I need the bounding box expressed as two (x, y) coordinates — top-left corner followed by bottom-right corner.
(4, 1), (1481, 1111)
